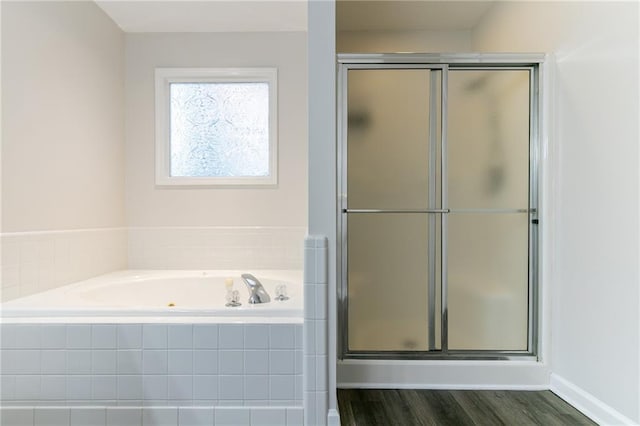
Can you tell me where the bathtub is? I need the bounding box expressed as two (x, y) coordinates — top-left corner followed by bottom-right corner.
(1, 269), (302, 320)
(0, 270), (305, 424)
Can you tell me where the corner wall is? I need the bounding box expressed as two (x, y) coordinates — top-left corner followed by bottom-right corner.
(1, 2), (127, 300)
(308, 1), (337, 424)
(473, 2), (639, 423)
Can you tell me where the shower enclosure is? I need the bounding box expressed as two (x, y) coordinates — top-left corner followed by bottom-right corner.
(338, 54), (541, 359)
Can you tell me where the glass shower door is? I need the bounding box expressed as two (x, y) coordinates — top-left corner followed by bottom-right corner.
(343, 68), (443, 352)
(339, 58), (538, 358)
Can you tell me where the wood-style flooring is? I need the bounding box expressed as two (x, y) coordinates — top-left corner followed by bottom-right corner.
(338, 389), (596, 426)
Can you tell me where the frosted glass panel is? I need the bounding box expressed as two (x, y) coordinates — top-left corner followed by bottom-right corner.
(447, 213), (529, 350)
(348, 214), (440, 351)
(170, 83), (269, 177)
(347, 69), (437, 209)
(448, 70), (530, 209)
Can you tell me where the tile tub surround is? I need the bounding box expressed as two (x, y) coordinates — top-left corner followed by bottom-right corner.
(1, 228), (128, 302)
(1, 226), (305, 302)
(303, 236), (329, 426)
(0, 322), (303, 425)
(128, 227), (306, 270)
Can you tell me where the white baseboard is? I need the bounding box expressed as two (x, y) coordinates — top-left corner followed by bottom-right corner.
(550, 373), (638, 425)
(338, 383), (549, 390)
(327, 408), (340, 426)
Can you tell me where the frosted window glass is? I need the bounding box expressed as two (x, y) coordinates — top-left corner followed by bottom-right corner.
(169, 83), (269, 177)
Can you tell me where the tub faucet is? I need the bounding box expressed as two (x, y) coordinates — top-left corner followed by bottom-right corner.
(241, 273), (271, 304)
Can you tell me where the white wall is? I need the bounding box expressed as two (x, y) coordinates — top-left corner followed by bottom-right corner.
(125, 32), (307, 228)
(474, 2), (639, 423)
(1, 2), (127, 300)
(337, 29), (471, 53)
(2, 1), (125, 232)
(124, 32), (308, 270)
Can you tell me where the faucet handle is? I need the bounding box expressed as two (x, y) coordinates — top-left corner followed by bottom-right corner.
(275, 284), (289, 301)
(225, 289), (241, 307)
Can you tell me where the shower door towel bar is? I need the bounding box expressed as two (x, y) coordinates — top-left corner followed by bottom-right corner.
(343, 209), (529, 214)
(343, 209), (450, 214)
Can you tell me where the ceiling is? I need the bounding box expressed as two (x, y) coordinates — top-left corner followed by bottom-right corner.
(95, 1), (308, 33)
(95, 0), (494, 34)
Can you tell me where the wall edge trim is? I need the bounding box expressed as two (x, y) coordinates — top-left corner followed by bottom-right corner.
(550, 373), (638, 425)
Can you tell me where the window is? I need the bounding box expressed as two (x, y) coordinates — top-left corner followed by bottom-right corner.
(155, 68), (278, 186)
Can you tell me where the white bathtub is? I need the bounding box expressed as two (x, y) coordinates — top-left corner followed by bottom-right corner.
(1, 269), (303, 320)
(0, 269), (305, 420)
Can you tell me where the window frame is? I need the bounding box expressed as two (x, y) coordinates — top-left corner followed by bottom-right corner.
(154, 67), (278, 187)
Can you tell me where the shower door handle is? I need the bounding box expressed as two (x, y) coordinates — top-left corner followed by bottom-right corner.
(342, 209), (450, 214)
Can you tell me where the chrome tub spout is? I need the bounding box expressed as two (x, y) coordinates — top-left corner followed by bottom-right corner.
(241, 273), (271, 304)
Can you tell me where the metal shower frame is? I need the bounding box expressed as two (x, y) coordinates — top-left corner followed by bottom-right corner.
(337, 53), (544, 361)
